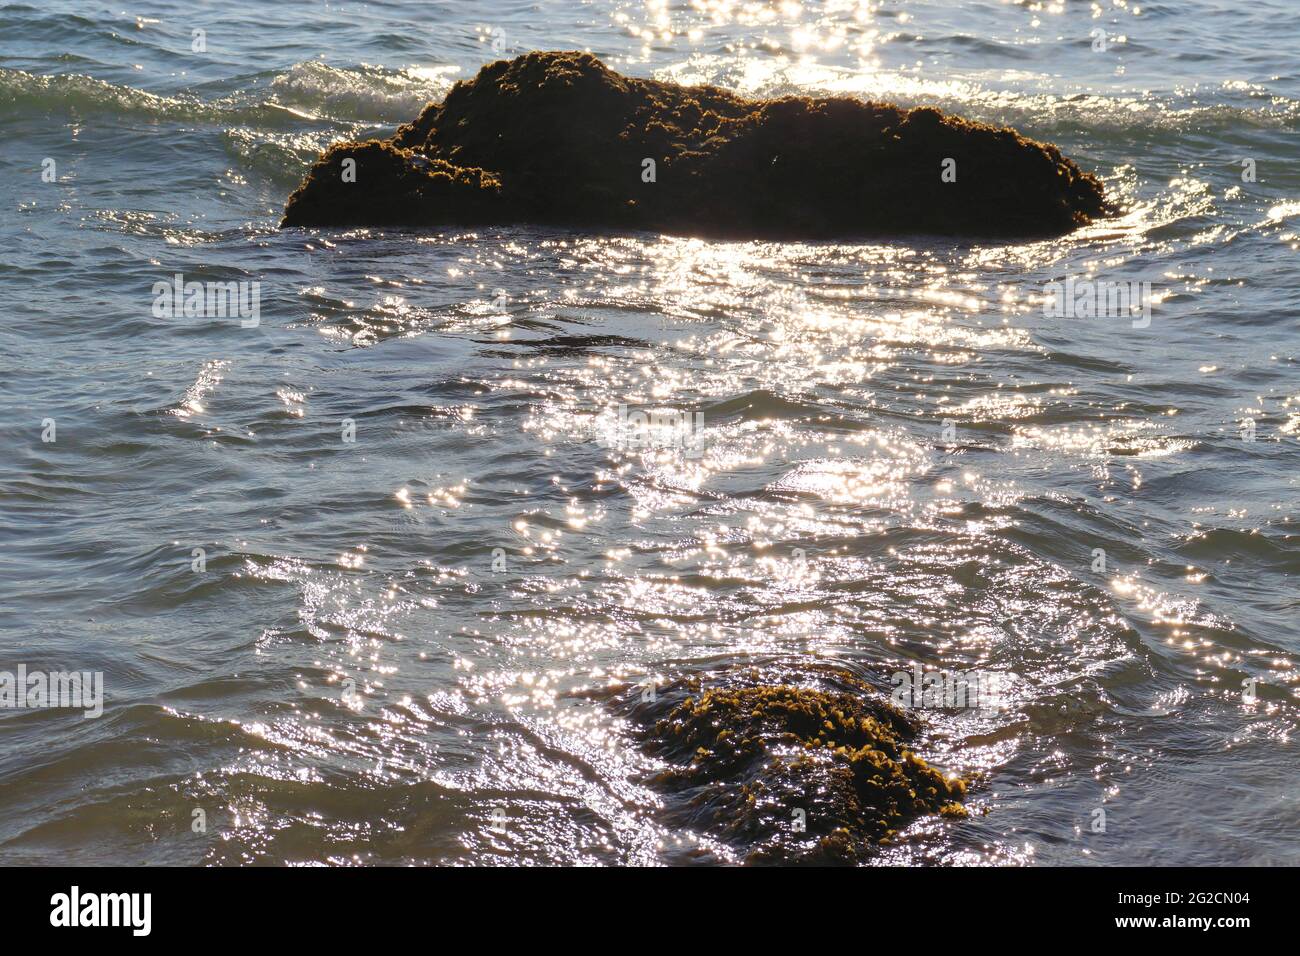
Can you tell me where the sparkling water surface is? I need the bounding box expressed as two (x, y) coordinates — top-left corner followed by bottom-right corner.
(0, 0), (1297, 865)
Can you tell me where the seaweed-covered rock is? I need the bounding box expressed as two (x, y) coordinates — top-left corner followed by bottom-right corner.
(282, 51), (1109, 238)
(279, 140), (503, 227)
(630, 666), (967, 864)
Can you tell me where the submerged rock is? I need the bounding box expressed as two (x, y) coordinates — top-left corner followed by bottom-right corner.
(628, 665), (968, 864)
(282, 51), (1109, 238)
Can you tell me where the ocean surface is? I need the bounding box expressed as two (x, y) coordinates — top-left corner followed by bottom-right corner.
(1, 0), (1297, 866)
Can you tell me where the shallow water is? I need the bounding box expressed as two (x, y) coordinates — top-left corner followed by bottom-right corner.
(0, 0), (1297, 865)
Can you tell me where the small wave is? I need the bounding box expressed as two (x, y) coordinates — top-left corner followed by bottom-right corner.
(0, 66), (294, 127)
(0, 60), (455, 128)
(267, 61), (456, 124)
(0, 67), (216, 120)
(1176, 527), (1300, 571)
(221, 127), (339, 183)
(658, 56), (1300, 137)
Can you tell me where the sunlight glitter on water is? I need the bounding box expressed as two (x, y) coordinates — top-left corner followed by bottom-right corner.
(1, 0), (1298, 867)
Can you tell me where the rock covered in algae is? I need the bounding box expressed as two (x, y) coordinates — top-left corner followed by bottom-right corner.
(630, 666), (968, 864)
(282, 51), (1109, 238)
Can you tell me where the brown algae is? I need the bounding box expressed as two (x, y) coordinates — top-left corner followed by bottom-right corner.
(633, 669), (968, 863)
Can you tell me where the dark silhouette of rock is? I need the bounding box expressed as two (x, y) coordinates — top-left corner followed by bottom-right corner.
(282, 51), (1110, 238)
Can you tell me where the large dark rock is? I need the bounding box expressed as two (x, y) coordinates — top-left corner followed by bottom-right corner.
(282, 50), (1109, 238)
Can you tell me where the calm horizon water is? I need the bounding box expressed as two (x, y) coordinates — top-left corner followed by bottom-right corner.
(1, 0), (1297, 865)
